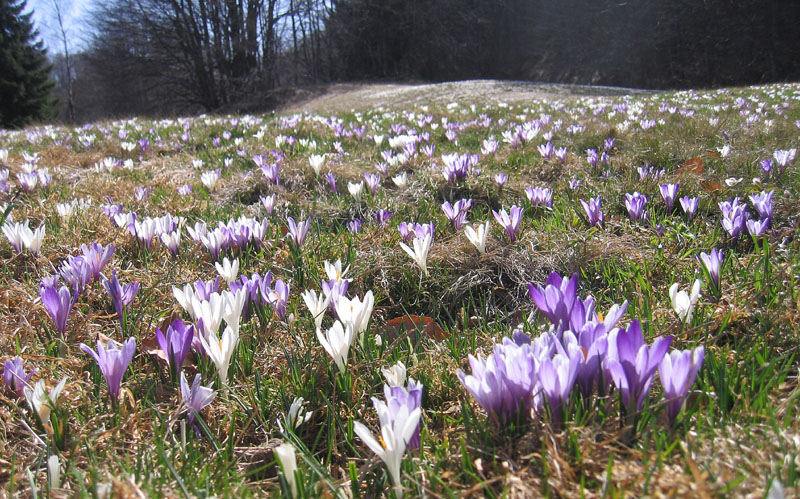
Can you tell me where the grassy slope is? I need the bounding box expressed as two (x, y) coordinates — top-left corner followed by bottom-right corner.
(0, 82), (799, 497)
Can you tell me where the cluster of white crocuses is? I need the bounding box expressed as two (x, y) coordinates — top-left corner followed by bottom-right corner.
(2, 218), (45, 256)
(172, 260), (248, 386)
(306, 260), (375, 374)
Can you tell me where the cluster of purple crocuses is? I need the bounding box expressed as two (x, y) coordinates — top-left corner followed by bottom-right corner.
(459, 272), (704, 428)
(186, 215), (271, 259)
(719, 190), (774, 238)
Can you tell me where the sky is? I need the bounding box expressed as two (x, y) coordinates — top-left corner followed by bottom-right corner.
(24, 0), (95, 54)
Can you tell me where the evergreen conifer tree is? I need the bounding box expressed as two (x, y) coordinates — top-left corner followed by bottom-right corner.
(0, 0), (55, 129)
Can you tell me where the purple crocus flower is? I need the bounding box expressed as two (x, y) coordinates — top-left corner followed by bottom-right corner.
(264, 279), (290, 319)
(40, 283), (76, 335)
(659, 183), (679, 212)
(624, 192), (648, 222)
(177, 184), (193, 196)
(397, 222), (414, 243)
(568, 296), (628, 337)
(679, 196), (698, 220)
(80, 337), (136, 401)
(555, 147), (568, 164)
(374, 162), (389, 176)
(322, 278), (349, 314)
(180, 372), (216, 431)
(348, 218), (363, 234)
(604, 320), (672, 413)
(102, 269), (139, 329)
(719, 197), (749, 238)
(261, 163), (280, 185)
(658, 346), (705, 424)
(580, 196), (604, 228)
(586, 149), (599, 170)
(135, 186), (152, 202)
(441, 199), (472, 230)
(773, 149), (796, 173)
(441, 153), (470, 183)
(260, 194), (276, 216)
(385, 379), (424, 450)
(525, 187), (553, 209)
(492, 205), (523, 243)
(538, 346), (581, 426)
(232, 272), (268, 318)
(748, 190), (774, 222)
(324, 172), (337, 193)
(537, 142), (554, 159)
(102, 201), (124, 219)
(493, 173), (508, 189)
(568, 179), (581, 191)
(364, 173), (381, 195)
(697, 249), (724, 292)
(81, 242), (116, 282)
(4, 356), (37, 398)
(194, 277), (220, 301)
(746, 218), (769, 237)
(286, 217), (310, 248)
(58, 255), (93, 294)
(527, 272), (578, 330)
(458, 339), (537, 425)
(562, 327), (608, 399)
(156, 319), (194, 376)
(374, 209), (393, 227)
(134, 218), (158, 250)
(759, 159), (773, 176)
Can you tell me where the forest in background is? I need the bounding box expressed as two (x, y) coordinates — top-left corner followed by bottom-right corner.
(41, 0), (800, 122)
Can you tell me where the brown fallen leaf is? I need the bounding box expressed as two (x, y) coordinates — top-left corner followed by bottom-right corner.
(384, 314), (448, 341)
(677, 156), (704, 175)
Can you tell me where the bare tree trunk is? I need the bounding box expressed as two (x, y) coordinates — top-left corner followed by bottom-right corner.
(50, 0), (75, 122)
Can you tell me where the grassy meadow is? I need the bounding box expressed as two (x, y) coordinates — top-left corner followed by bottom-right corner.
(1, 82), (799, 497)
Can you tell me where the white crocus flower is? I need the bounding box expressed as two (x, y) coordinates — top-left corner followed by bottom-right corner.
(274, 442), (299, 498)
(347, 181), (364, 202)
(201, 170), (220, 191)
(392, 173), (408, 188)
(308, 154), (326, 175)
(22, 223), (45, 255)
(334, 291), (374, 337)
(221, 288), (247, 336)
(669, 279), (701, 324)
(353, 400), (421, 498)
(278, 396), (313, 433)
(25, 378), (67, 428)
(302, 289), (330, 329)
(399, 233), (432, 276)
(57, 202), (75, 221)
(215, 257), (239, 284)
(464, 221), (489, 254)
(173, 283), (198, 320)
(324, 259), (349, 283)
(382, 361), (407, 387)
(160, 229), (182, 254)
(199, 325), (239, 385)
(3, 220), (26, 253)
(193, 292), (225, 339)
(316, 320), (354, 373)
